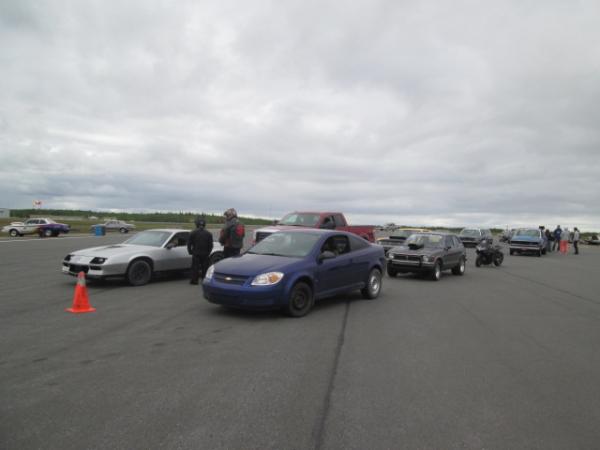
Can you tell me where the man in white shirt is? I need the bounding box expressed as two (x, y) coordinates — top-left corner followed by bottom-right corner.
(573, 227), (580, 255)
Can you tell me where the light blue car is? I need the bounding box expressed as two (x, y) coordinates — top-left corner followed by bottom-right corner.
(509, 228), (547, 256)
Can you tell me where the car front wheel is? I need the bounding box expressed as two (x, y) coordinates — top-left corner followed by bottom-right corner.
(430, 261), (442, 281)
(120, 228), (128, 233)
(126, 259), (153, 286)
(285, 282), (314, 317)
(452, 257), (466, 275)
(209, 251), (224, 265)
(387, 264), (398, 277)
(9, 229), (19, 237)
(361, 268), (382, 299)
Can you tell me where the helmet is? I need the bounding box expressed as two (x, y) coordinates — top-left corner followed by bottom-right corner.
(195, 216), (206, 228)
(224, 208), (237, 219)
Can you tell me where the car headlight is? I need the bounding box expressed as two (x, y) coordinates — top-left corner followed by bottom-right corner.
(251, 272), (284, 286)
(205, 265), (215, 280)
(422, 255), (435, 263)
(90, 257), (107, 264)
(387, 252), (395, 259)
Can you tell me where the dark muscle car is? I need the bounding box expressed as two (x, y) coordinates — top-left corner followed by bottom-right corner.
(386, 232), (466, 281)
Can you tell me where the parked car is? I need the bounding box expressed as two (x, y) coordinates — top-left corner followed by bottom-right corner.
(509, 228), (547, 256)
(203, 229), (385, 317)
(90, 220), (136, 233)
(376, 228), (430, 255)
(253, 212), (375, 244)
(458, 228), (493, 247)
(386, 232), (466, 281)
(62, 229), (224, 286)
(2, 218), (70, 237)
(585, 234), (600, 246)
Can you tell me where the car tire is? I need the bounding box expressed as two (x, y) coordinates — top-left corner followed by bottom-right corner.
(509, 249), (514, 255)
(537, 249), (542, 257)
(475, 256), (482, 267)
(542, 248), (547, 255)
(494, 253), (504, 266)
(126, 259), (153, 286)
(361, 268), (382, 299)
(43, 228), (53, 238)
(451, 257), (466, 275)
(9, 229), (19, 237)
(119, 228), (128, 233)
(430, 261), (442, 281)
(209, 251), (225, 266)
(285, 282), (314, 317)
(387, 265), (398, 277)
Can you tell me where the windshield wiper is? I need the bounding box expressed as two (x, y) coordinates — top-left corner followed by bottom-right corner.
(256, 252), (286, 257)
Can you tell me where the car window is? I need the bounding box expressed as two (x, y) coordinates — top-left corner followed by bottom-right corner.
(445, 236), (454, 248)
(349, 234), (370, 251)
(170, 232), (189, 247)
(453, 236), (462, 247)
(322, 235), (350, 255)
(333, 214), (345, 227)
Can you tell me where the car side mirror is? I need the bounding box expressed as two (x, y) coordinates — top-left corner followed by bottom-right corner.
(166, 242), (176, 249)
(445, 246), (451, 251)
(318, 250), (336, 262)
(320, 221), (335, 230)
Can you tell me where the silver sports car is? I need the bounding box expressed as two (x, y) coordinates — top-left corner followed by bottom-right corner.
(62, 229), (224, 285)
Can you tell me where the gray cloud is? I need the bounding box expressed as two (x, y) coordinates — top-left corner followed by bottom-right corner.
(1, 0), (600, 229)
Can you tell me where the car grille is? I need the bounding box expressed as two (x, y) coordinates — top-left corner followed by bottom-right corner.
(255, 232), (272, 243)
(214, 273), (248, 285)
(511, 240), (538, 247)
(393, 254), (421, 262)
(68, 264), (89, 273)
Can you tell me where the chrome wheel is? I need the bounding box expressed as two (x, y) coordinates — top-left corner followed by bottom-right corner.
(362, 268), (382, 299)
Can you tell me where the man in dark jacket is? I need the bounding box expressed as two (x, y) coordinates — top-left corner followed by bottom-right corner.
(552, 225), (562, 252)
(187, 217), (213, 285)
(219, 208), (244, 258)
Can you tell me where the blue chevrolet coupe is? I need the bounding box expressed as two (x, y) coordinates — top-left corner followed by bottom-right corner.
(202, 229), (386, 317)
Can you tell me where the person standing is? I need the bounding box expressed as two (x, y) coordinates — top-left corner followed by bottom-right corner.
(561, 227), (570, 254)
(187, 217), (213, 285)
(219, 208), (245, 258)
(544, 228), (552, 253)
(573, 227), (580, 255)
(552, 225), (562, 252)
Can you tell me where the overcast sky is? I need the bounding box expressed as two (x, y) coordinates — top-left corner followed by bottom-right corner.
(1, 1), (599, 229)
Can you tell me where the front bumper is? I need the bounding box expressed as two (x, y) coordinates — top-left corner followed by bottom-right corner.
(202, 279), (286, 310)
(62, 261), (126, 279)
(387, 255), (435, 271)
(509, 245), (542, 252)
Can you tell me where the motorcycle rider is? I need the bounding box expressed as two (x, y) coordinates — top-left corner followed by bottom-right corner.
(219, 208), (245, 258)
(187, 216), (213, 285)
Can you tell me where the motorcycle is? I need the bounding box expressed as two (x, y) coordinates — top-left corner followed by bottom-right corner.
(475, 239), (504, 267)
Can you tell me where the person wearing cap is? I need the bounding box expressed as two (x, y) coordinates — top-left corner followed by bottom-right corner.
(187, 216), (213, 285)
(219, 208), (245, 258)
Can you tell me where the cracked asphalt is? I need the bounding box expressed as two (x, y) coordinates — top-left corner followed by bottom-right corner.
(1, 234), (600, 449)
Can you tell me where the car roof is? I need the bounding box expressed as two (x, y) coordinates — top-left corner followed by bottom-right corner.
(413, 231), (456, 237)
(141, 228), (189, 233)
(269, 228), (350, 237)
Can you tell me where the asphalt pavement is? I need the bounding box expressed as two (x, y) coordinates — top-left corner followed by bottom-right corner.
(1, 234), (600, 449)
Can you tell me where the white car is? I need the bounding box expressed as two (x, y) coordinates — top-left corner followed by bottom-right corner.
(2, 218), (61, 237)
(62, 229), (224, 285)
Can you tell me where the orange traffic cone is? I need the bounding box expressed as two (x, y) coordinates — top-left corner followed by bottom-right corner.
(66, 272), (96, 313)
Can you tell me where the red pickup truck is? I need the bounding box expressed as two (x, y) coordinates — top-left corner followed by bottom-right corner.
(253, 212), (375, 243)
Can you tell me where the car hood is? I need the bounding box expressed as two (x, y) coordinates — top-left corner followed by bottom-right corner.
(212, 253), (303, 276)
(389, 245), (440, 256)
(70, 244), (155, 257)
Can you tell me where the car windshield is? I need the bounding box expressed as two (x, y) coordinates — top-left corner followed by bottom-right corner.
(247, 232), (321, 257)
(278, 213), (321, 227)
(515, 229), (540, 238)
(460, 229), (480, 237)
(391, 230), (417, 239)
(124, 231), (171, 247)
(405, 234), (444, 248)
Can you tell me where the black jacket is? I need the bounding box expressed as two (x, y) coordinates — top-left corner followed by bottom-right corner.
(187, 228), (214, 255)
